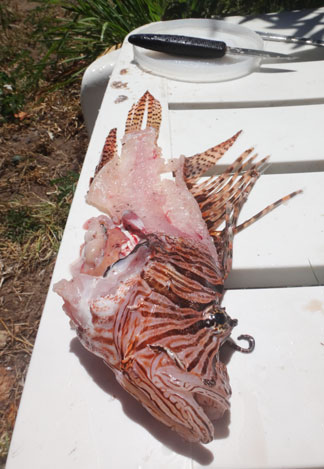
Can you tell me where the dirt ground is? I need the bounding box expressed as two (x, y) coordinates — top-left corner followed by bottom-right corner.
(0, 83), (89, 463)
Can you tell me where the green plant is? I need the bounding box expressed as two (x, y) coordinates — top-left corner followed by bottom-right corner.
(2, 207), (42, 244)
(33, 0), (324, 89)
(0, 2), (16, 30)
(0, 72), (25, 122)
(50, 170), (80, 204)
(33, 0), (169, 84)
(0, 2), (51, 122)
(0, 171), (79, 267)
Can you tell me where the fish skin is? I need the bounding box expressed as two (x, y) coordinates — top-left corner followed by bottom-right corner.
(54, 91), (300, 443)
(54, 230), (234, 443)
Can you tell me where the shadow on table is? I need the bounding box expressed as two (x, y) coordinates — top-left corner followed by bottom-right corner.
(240, 8), (324, 63)
(239, 8), (324, 41)
(258, 44), (324, 70)
(70, 337), (233, 465)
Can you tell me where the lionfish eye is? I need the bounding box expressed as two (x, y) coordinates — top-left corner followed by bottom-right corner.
(214, 312), (226, 325)
(203, 308), (238, 331)
(204, 318), (213, 327)
(203, 310), (228, 328)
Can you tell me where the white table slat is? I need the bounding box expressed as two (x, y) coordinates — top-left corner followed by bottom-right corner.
(167, 60), (324, 105)
(169, 105), (324, 173)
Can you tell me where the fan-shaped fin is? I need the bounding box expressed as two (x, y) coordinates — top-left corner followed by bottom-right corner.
(184, 130), (242, 184)
(90, 127), (117, 184)
(125, 91), (162, 135)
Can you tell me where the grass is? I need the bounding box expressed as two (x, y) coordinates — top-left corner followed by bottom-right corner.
(0, 2), (42, 121)
(0, 431), (10, 462)
(50, 170), (79, 204)
(0, 171), (79, 270)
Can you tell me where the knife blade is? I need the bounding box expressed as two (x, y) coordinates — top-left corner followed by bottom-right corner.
(128, 33), (292, 60)
(257, 31), (324, 47)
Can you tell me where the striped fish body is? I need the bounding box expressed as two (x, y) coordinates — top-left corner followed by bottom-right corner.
(54, 91), (300, 444)
(55, 231), (234, 443)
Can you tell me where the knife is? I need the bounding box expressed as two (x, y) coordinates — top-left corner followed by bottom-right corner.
(128, 33), (292, 60)
(257, 31), (324, 47)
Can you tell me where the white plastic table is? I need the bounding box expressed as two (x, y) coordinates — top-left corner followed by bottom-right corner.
(6, 9), (324, 469)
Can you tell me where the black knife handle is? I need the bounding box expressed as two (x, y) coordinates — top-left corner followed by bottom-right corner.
(128, 34), (227, 58)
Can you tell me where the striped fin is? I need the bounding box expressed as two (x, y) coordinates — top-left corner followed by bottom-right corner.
(125, 91), (162, 136)
(190, 149), (266, 232)
(184, 130), (242, 185)
(187, 148), (301, 277)
(90, 127), (117, 184)
(234, 189), (302, 234)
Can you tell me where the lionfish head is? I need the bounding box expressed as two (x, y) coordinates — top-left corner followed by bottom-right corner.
(203, 304), (238, 340)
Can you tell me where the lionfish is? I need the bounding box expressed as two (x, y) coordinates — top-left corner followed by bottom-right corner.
(54, 92), (300, 444)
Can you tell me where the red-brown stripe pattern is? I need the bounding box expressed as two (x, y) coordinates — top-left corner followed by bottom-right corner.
(75, 234), (234, 443)
(116, 235), (233, 442)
